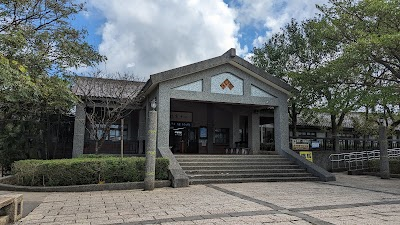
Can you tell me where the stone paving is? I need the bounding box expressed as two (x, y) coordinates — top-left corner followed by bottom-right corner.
(12, 173), (400, 224)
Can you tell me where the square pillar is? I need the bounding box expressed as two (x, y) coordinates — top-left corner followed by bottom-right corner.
(72, 103), (86, 158)
(274, 104), (289, 153)
(249, 112), (260, 154)
(231, 109), (240, 148)
(156, 92), (170, 149)
(207, 103), (214, 153)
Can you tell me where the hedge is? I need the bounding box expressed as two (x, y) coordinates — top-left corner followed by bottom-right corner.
(368, 158), (400, 174)
(12, 157), (169, 186)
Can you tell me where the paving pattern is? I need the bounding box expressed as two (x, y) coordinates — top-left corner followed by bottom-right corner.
(12, 173), (400, 224)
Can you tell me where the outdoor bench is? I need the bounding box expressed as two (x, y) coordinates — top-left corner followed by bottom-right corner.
(0, 194), (23, 225)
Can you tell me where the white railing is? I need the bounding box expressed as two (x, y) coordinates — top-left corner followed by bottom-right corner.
(329, 148), (400, 171)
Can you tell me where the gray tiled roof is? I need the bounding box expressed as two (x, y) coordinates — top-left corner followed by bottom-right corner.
(72, 76), (145, 99)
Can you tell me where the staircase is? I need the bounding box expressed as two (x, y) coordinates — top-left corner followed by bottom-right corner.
(175, 154), (319, 185)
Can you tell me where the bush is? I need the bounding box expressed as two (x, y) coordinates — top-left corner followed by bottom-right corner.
(12, 157), (169, 186)
(368, 158), (400, 174)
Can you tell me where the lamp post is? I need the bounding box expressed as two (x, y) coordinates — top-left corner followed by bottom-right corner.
(144, 98), (157, 190)
(379, 118), (390, 179)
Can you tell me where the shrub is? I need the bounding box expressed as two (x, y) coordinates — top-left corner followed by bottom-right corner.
(12, 157), (169, 186)
(368, 158), (400, 174)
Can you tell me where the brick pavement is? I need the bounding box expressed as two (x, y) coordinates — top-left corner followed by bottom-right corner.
(14, 173), (400, 224)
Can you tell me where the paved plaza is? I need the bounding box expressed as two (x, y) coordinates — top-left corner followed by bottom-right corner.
(2, 173), (400, 224)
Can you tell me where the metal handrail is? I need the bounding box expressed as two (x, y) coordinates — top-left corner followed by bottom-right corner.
(329, 148), (400, 171)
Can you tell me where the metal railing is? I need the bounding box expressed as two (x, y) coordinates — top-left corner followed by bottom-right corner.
(290, 137), (400, 151)
(329, 148), (400, 171)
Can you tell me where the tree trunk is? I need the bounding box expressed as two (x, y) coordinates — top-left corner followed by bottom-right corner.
(95, 141), (99, 155)
(291, 102), (297, 138)
(331, 114), (340, 153)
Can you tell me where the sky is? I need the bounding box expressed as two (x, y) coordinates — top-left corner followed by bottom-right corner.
(73, 0), (329, 80)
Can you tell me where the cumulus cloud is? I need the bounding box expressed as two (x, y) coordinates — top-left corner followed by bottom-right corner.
(231, 0), (329, 48)
(87, 0), (246, 79)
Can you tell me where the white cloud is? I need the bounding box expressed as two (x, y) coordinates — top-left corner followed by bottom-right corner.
(87, 0), (245, 79)
(232, 0), (329, 48)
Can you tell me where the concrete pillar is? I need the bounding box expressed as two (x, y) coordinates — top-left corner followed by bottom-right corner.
(249, 112), (260, 154)
(207, 103), (214, 153)
(274, 104), (290, 154)
(231, 109), (240, 148)
(157, 92), (170, 149)
(72, 103), (86, 158)
(138, 109), (146, 154)
(379, 123), (390, 179)
(144, 108), (157, 191)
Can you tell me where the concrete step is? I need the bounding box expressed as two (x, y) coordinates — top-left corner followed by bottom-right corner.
(181, 165), (301, 170)
(175, 154), (281, 158)
(190, 177), (320, 185)
(178, 161), (295, 167)
(184, 168), (307, 174)
(187, 173), (314, 180)
(176, 157), (288, 162)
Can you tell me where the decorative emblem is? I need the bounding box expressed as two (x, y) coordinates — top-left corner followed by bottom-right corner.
(220, 79), (234, 90)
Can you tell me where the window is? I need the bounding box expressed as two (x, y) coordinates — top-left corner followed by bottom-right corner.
(214, 128), (229, 144)
(91, 124), (128, 140)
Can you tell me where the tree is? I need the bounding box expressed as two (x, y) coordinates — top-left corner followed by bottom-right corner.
(72, 72), (143, 154)
(317, 0), (400, 82)
(316, 0), (400, 136)
(0, 0), (104, 168)
(252, 19), (337, 137)
(253, 17), (373, 152)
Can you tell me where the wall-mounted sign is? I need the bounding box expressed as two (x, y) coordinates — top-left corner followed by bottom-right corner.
(299, 151), (313, 162)
(311, 141), (320, 149)
(199, 127), (207, 139)
(292, 139), (310, 150)
(170, 121), (192, 128)
(170, 111), (192, 122)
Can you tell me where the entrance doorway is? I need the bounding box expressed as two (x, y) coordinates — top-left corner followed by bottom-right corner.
(169, 127), (198, 154)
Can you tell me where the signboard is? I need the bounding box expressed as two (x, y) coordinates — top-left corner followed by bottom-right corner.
(311, 141), (320, 149)
(170, 122), (192, 127)
(299, 151), (313, 162)
(199, 127), (207, 139)
(292, 139), (310, 150)
(170, 111), (192, 122)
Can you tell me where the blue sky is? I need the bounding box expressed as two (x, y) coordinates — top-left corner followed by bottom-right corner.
(72, 0), (328, 79)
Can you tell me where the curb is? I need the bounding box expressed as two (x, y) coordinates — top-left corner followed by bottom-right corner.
(0, 176), (171, 192)
(361, 172), (400, 178)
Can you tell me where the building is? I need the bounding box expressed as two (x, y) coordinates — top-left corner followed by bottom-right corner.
(71, 49), (335, 186)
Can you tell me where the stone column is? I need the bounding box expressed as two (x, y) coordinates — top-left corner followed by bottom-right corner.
(274, 103), (289, 154)
(144, 107), (157, 191)
(231, 109), (240, 148)
(138, 109), (146, 154)
(156, 92), (170, 150)
(72, 103), (86, 158)
(207, 103), (214, 153)
(248, 112), (260, 154)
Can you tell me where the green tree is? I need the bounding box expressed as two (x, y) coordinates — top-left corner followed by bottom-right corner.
(252, 19), (337, 138)
(0, 0), (104, 169)
(253, 18), (372, 152)
(317, 0), (400, 82)
(316, 0), (400, 133)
